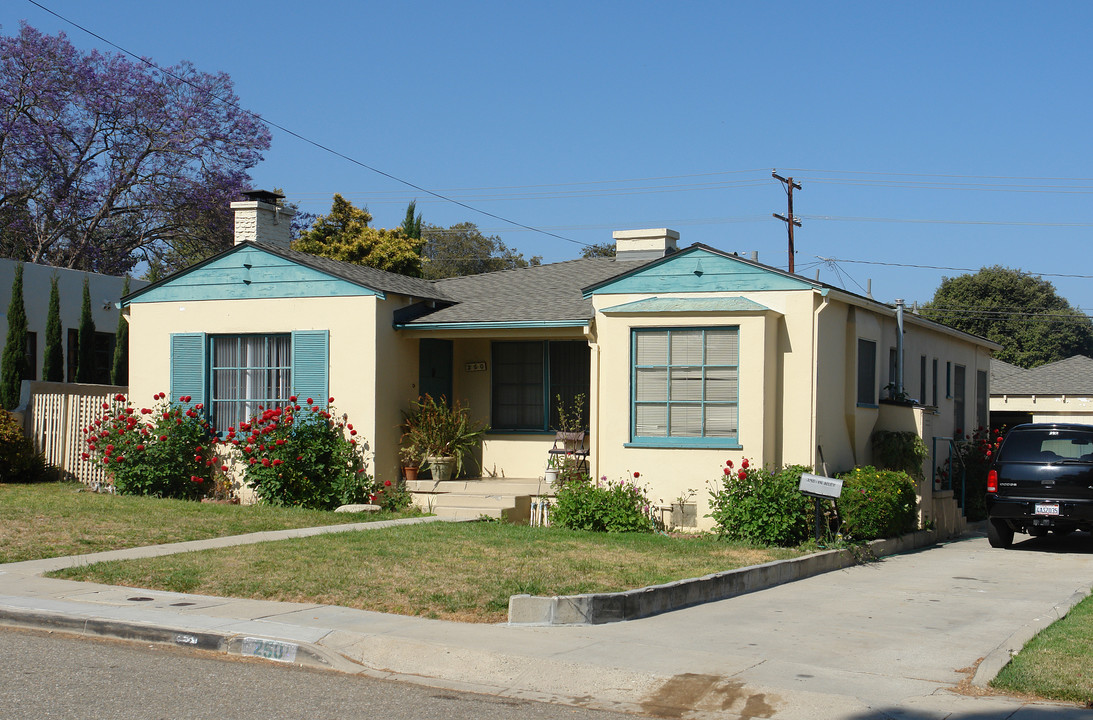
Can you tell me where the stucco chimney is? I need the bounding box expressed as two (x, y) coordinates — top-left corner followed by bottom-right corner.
(231, 190), (295, 250)
(612, 228), (679, 261)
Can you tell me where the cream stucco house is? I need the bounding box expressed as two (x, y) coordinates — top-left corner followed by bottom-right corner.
(122, 194), (997, 530)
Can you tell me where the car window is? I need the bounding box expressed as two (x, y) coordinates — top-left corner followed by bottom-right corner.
(998, 429), (1093, 462)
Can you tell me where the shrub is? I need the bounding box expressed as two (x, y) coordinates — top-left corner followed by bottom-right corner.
(236, 398), (374, 510)
(837, 466), (918, 540)
(871, 430), (927, 480)
(708, 460), (814, 546)
(83, 393), (219, 500)
(370, 477), (413, 512)
(938, 426), (1003, 521)
(550, 472), (655, 533)
(0, 409), (49, 483)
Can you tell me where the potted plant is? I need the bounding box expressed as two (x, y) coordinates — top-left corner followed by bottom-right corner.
(544, 453), (561, 483)
(400, 445), (420, 482)
(402, 394), (487, 482)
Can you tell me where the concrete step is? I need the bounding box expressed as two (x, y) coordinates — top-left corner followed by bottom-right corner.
(431, 506), (505, 520)
(406, 478), (554, 496)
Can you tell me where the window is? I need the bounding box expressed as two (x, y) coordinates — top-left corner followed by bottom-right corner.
(631, 327), (739, 445)
(976, 369), (988, 430)
(23, 332), (36, 381)
(919, 355), (927, 406)
(857, 339), (877, 406)
(954, 364), (966, 432)
(946, 361), (952, 398)
(67, 329), (114, 384)
(211, 335), (291, 430)
(888, 347), (897, 396)
(170, 330), (328, 431)
(931, 358), (938, 407)
(490, 341), (589, 431)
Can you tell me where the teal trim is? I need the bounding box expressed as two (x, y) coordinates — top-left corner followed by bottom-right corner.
(170, 332), (206, 409)
(585, 247), (814, 298)
(625, 440), (743, 449)
(601, 297), (772, 314)
(128, 247), (380, 304)
(398, 319), (587, 330)
(292, 330), (330, 409)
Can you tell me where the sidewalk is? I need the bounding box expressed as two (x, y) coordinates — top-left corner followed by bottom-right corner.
(3, 521), (1092, 719)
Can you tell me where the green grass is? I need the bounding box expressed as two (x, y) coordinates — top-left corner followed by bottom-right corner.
(50, 522), (806, 623)
(991, 592), (1093, 704)
(0, 482), (419, 564)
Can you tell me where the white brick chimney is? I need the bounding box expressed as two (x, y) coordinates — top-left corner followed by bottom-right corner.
(231, 190), (295, 250)
(612, 228), (679, 260)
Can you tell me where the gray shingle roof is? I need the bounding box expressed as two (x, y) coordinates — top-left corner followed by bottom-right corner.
(991, 355), (1093, 395)
(255, 242), (455, 302)
(404, 257), (652, 325)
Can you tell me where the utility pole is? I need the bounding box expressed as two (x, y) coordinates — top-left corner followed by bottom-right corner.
(772, 170), (802, 273)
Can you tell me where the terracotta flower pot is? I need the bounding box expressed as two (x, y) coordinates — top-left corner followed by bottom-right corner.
(403, 466), (419, 482)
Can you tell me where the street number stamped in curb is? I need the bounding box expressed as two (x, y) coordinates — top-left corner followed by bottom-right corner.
(174, 634), (199, 646)
(241, 637), (298, 663)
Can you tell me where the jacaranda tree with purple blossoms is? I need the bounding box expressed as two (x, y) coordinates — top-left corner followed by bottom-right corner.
(0, 22), (271, 274)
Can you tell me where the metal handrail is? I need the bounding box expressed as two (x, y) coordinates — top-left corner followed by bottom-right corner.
(931, 436), (968, 511)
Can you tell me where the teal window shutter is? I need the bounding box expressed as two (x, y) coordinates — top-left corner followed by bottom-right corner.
(170, 333), (206, 408)
(292, 330), (329, 408)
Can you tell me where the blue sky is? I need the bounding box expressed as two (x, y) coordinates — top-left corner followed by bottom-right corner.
(4, 1), (1093, 311)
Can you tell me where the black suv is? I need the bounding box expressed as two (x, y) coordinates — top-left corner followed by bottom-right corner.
(986, 423), (1093, 548)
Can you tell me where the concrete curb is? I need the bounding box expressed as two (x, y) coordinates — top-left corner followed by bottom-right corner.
(971, 584), (1093, 688)
(508, 528), (945, 625)
(0, 605), (362, 674)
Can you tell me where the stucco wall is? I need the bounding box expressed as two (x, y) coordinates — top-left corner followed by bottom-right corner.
(0, 259), (147, 381)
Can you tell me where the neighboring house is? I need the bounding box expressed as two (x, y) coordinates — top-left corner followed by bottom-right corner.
(122, 194), (998, 529)
(0, 259), (147, 385)
(990, 355), (1093, 428)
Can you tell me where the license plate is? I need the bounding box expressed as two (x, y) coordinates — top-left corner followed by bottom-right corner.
(1035, 503), (1060, 516)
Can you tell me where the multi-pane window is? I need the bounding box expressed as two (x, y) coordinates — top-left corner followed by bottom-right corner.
(976, 369), (988, 429)
(632, 328), (739, 442)
(210, 335), (291, 430)
(857, 339), (877, 406)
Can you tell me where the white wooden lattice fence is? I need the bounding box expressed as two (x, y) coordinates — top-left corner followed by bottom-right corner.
(19, 381), (127, 486)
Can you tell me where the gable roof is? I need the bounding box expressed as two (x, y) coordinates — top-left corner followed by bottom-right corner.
(991, 355), (1093, 395)
(400, 256), (653, 327)
(124, 241), (453, 305)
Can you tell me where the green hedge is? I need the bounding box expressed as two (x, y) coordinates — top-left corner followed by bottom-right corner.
(709, 462), (814, 547)
(837, 466), (918, 540)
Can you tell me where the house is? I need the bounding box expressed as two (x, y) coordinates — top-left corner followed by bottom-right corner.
(0, 259), (146, 385)
(990, 355), (1093, 428)
(122, 194), (998, 530)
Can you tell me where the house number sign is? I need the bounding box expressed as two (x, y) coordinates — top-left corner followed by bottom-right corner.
(465, 362), (487, 372)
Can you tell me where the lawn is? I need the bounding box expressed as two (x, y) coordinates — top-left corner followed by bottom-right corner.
(0, 482), (418, 564)
(50, 521), (806, 623)
(991, 592), (1093, 705)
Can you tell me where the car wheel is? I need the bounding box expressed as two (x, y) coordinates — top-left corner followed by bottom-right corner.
(988, 519), (1014, 549)
(1028, 526), (1048, 537)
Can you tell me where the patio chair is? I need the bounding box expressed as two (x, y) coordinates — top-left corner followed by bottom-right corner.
(548, 431), (589, 473)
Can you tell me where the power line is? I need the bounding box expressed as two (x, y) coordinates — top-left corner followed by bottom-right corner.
(22, 0), (592, 248)
(815, 256), (1093, 280)
(802, 215), (1093, 228)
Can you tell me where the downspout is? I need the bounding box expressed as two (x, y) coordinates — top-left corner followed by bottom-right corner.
(895, 299), (905, 398)
(583, 323), (599, 483)
(811, 291), (830, 471)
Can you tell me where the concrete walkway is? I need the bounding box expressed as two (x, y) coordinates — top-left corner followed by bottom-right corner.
(2, 521), (1093, 719)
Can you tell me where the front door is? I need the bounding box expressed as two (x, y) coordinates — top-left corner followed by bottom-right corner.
(419, 339), (453, 405)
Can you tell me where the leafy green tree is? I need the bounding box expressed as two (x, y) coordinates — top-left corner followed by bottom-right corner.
(581, 242), (616, 259)
(293, 195), (424, 276)
(422, 222), (541, 279)
(42, 275), (64, 382)
(400, 200), (422, 240)
(111, 277), (130, 385)
(1, 263), (28, 408)
(75, 277), (95, 383)
(921, 266), (1093, 368)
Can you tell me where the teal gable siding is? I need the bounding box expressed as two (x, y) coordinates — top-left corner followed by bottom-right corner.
(585, 249), (814, 297)
(130, 247), (380, 303)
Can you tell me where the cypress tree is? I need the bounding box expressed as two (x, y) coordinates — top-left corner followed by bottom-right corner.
(1, 264), (28, 409)
(110, 277), (130, 385)
(400, 200), (422, 240)
(42, 275), (64, 382)
(75, 276), (95, 383)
